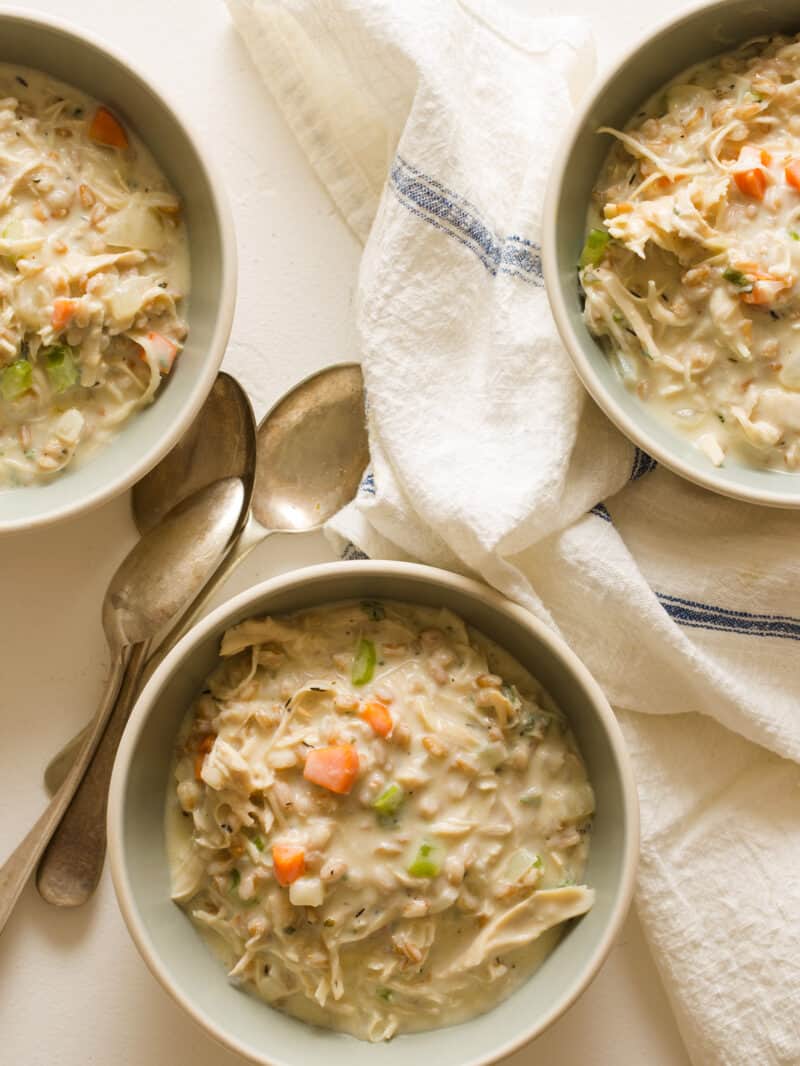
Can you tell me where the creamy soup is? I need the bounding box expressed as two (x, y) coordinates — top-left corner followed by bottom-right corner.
(166, 600), (595, 1042)
(581, 34), (800, 471)
(0, 64), (189, 487)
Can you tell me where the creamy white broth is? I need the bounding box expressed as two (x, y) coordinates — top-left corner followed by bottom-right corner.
(580, 34), (800, 472)
(166, 600), (595, 1042)
(0, 64), (189, 487)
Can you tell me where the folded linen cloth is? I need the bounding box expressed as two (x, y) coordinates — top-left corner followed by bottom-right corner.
(228, 2), (800, 1063)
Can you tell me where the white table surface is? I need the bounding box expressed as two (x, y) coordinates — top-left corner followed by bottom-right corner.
(0, 0), (697, 1063)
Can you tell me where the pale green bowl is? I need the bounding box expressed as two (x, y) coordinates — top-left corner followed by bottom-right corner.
(0, 8), (236, 532)
(543, 0), (800, 507)
(108, 561), (638, 1066)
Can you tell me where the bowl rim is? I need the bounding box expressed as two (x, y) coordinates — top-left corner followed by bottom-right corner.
(107, 559), (640, 1066)
(542, 0), (800, 509)
(0, 6), (237, 533)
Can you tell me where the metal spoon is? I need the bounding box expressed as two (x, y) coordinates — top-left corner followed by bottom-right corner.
(42, 373), (257, 796)
(33, 375), (256, 908)
(0, 477), (245, 933)
(37, 362), (367, 907)
(154, 361), (369, 653)
(44, 362), (367, 794)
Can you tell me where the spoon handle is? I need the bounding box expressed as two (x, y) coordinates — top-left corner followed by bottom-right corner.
(0, 646), (133, 935)
(35, 641), (149, 908)
(40, 521), (267, 801)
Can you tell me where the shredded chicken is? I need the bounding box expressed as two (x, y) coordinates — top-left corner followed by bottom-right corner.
(581, 33), (800, 471)
(167, 600), (594, 1042)
(0, 63), (189, 488)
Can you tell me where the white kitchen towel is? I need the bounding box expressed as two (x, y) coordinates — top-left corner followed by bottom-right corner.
(228, 2), (800, 1063)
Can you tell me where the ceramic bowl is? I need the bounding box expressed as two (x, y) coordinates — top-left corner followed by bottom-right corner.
(543, 0), (800, 507)
(0, 8), (236, 532)
(108, 561), (638, 1066)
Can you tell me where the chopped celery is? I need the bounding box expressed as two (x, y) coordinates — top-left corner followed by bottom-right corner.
(41, 344), (78, 393)
(790, 230), (800, 242)
(579, 228), (610, 268)
(1, 359), (32, 401)
(372, 783), (404, 817)
(252, 833), (265, 852)
(722, 267), (752, 290)
(351, 637), (376, 686)
(407, 840), (442, 878)
(376, 987), (393, 1002)
(230, 868), (241, 892)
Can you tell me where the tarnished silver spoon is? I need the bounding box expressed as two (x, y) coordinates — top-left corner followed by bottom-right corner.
(33, 374), (256, 909)
(44, 362), (367, 793)
(38, 363), (367, 907)
(0, 476), (246, 933)
(161, 361), (369, 646)
(42, 372), (257, 796)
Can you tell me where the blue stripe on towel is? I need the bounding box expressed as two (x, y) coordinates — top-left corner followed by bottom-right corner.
(389, 156), (543, 285)
(590, 502), (612, 522)
(631, 447), (657, 481)
(342, 542), (369, 561)
(657, 591), (800, 641)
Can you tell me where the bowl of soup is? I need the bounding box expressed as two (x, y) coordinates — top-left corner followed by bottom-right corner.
(0, 9), (235, 531)
(543, 0), (800, 507)
(108, 561), (638, 1066)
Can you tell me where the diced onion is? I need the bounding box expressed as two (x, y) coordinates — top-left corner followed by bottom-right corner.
(289, 877), (325, 908)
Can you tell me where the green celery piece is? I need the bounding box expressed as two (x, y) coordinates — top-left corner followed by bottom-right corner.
(579, 228), (610, 268)
(722, 267), (753, 290)
(351, 637), (376, 686)
(407, 841), (442, 878)
(41, 344), (78, 393)
(372, 783), (404, 817)
(252, 834), (265, 852)
(1, 359), (32, 401)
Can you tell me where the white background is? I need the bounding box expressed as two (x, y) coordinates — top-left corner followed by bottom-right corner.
(0, 0), (698, 1063)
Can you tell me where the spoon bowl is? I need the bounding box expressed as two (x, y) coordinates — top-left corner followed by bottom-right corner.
(134, 373), (257, 535)
(253, 363), (368, 531)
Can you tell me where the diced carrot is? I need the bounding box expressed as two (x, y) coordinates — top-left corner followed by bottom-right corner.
(303, 744), (360, 795)
(742, 278), (790, 305)
(272, 843), (305, 886)
(360, 701), (393, 738)
(786, 159), (800, 191)
(734, 168), (767, 200)
(88, 106), (128, 149)
(52, 298), (78, 331)
(193, 733), (216, 779)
